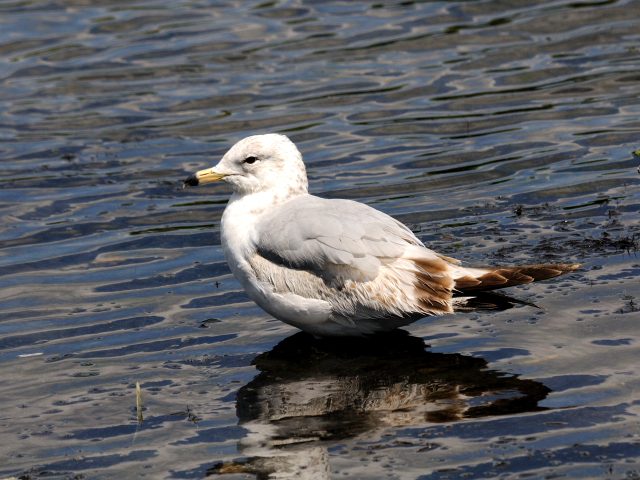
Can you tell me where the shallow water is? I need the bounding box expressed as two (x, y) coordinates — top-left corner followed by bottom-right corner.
(1, 0), (639, 479)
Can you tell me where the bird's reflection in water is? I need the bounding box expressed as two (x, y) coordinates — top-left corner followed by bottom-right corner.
(209, 331), (550, 479)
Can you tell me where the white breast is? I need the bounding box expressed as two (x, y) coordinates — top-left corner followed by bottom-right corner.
(220, 194), (335, 335)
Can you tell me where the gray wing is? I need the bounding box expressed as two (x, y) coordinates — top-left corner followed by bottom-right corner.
(254, 195), (422, 277)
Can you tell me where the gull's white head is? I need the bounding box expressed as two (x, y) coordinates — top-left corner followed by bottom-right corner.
(184, 134), (308, 198)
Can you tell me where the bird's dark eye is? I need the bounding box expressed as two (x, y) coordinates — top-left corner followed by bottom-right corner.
(244, 156), (258, 164)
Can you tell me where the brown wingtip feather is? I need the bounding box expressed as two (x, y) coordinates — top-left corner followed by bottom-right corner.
(409, 258), (580, 314)
(456, 263), (580, 292)
(411, 257), (455, 315)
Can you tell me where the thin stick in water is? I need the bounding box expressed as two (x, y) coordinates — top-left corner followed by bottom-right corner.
(136, 381), (143, 425)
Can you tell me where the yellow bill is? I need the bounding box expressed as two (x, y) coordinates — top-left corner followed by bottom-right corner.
(183, 168), (227, 188)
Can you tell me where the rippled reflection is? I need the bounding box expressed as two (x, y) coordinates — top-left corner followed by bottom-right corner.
(211, 331), (550, 479)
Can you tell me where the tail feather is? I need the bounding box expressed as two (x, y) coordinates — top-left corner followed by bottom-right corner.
(454, 263), (580, 292)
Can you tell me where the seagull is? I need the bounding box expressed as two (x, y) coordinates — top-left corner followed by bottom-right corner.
(184, 134), (579, 337)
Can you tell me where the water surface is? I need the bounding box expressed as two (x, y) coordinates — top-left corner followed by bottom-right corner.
(1, 0), (639, 479)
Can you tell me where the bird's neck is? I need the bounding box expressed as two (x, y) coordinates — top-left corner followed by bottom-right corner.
(228, 185), (306, 217)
